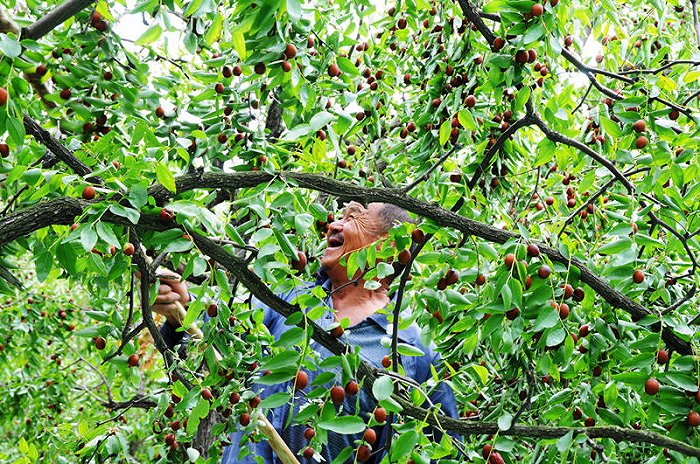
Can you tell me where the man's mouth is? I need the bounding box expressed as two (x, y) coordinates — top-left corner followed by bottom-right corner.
(327, 234), (344, 248)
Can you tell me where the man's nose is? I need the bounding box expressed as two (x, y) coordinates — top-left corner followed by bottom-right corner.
(328, 221), (344, 234)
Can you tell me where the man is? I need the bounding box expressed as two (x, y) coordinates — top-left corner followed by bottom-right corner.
(154, 201), (459, 463)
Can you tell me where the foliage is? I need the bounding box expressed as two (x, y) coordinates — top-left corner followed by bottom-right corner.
(1, 0), (700, 462)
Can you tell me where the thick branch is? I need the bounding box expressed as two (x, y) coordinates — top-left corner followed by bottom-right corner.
(398, 398), (700, 458)
(456, 0), (495, 44)
(0, 171), (692, 356)
(21, 0), (95, 41)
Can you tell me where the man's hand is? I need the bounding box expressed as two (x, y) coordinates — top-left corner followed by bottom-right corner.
(152, 269), (190, 327)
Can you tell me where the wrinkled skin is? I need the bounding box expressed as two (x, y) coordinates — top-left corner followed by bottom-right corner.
(320, 201), (385, 280)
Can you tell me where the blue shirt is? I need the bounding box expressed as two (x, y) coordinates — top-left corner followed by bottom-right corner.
(161, 278), (459, 463)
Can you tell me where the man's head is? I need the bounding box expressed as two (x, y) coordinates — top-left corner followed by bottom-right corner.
(320, 201), (414, 275)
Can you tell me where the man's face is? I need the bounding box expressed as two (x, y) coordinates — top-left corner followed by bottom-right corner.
(320, 202), (384, 272)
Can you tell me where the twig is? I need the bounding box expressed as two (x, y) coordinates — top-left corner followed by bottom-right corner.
(467, 114), (534, 190)
(558, 176), (617, 237)
(506, 359), (536, 431)
(573, 82), (593, 114)
(23, 115), (98, 180)
(562, 48), (635, 84)
(683, 89), (700, 105)
(530, 111), (635, 192)
(327, 264), (376, 296)
(101, 321), (146, 363)
(130, 229), (193, 390)
(67, 343), (113, 403)
(0, 185), (28, 216)
(619, 60), (700, 75)
(403, 144), (460, 193)
(663, 284), (696, 316)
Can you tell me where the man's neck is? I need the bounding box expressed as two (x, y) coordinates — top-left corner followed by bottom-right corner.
(329, 279), (390, 327)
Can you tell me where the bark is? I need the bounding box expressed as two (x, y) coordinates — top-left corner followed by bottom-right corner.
(21, 0), (95, 41)
(193, 410), (222, 458)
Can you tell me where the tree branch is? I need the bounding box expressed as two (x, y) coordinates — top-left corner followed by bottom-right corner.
(692, 0), (700, 50)
(619, 60), (700, 75)
(23, 115), (97, 180)
(399, 396), (700, 457)
(529, 111), (635, 192)
(21, 0), (95, 41)
(0, 172), (693, 356)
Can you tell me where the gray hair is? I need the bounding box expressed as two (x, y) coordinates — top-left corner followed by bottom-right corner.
(372, 203), (417, 235)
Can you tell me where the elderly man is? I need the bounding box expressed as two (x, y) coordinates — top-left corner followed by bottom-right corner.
(154, 201), (458, 463)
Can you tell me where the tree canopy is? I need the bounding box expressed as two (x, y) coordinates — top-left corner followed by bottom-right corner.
(2, 0), (700, 462)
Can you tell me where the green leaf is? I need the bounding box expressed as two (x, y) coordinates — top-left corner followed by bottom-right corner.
(192, 397), (210, 419)
(533, 309), (559, 331)
(261, 392), (291, 408)
(514, 86), (531, 112)
(522, 24), (545, 44)
(261, 350), (300, 371)
(318, 415), (366, 434)
(546, 328), (566, 347)
(376, 262), (394, 279)
(498, 412), (513, 431)
(96, 222), (120, 248)
(155, 162), (177, 193)
(183, 0), (204, 17)
(204, 13), (224, 45)
(180, 299), (203, 329)
(501, 283), (512, 311)
(286, 0), (302, 21)
(78, 419), (90, 438)
(18, 437), (28, 454)
(0, 35), (21, 58)
(397, 343), (424, 357)
(471, 364), (488, 384)
(390, 430), (419, 460)
(109, 204), (140, 224)
(308, 111), (334, 132)
(294, 214), (314, 232)
(556, 430), (574, 452)
(231, 31), (246, 60)
(597, 238), (633, 255)
(35, 251), (53, 282)
(458, 110), (476, 131)
(135, 24), (162, 45)
(80, 226), (98, 252)
(336, 56), (359, 77)
(600, 116), (622, 138)
(372, 375), (393, 400)
(439, 119), (451, 146)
